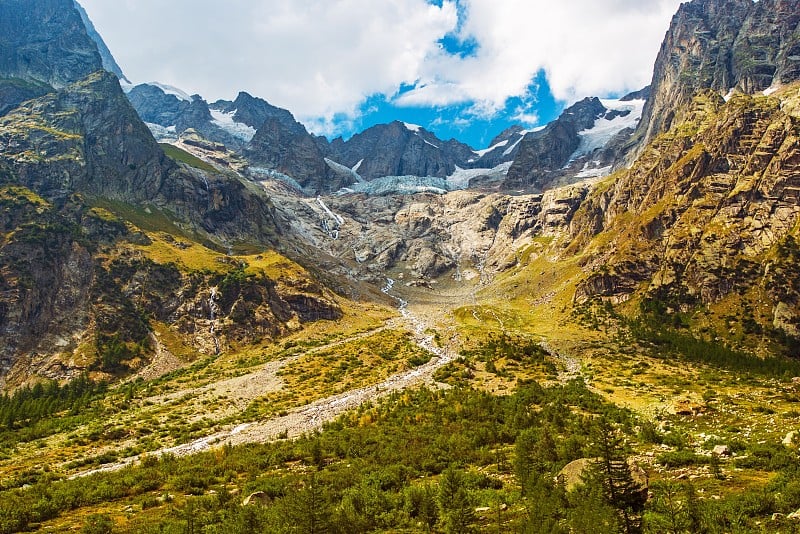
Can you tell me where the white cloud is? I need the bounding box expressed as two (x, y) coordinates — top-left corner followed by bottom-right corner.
(79, 0), (682, 132)
(397, 0), (683, 110)
(79, 0), (457, 126)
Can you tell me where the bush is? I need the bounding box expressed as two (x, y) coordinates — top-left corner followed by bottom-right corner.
(657, 450), (708, 468)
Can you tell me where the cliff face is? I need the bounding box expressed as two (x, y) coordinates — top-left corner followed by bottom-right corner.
(0, 0), (104, 117)
(0, 1), (348, 386)
(212, 91), (297, 131)
(0, 185), (341, 384)
(0, 0), (102, 90)
(244, 115), (335, 193)
(327, 121), (474, 183)
(632, 0), (800, 160)
(505, 93), (646, 191)
(72, 0), (129, 83)
(569, 85), (800, 345)
(0, 71), (343, 386)
(0, 70), (285, 245)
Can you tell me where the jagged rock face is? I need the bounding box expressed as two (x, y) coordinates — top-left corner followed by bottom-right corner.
(273, 182), (587, 282)
(0, 71), (169, 201)
(128, 87), (344, 192)
(471, 125), (527, 169)
(0, 78), (51, 117)
(212, 91), (295, 130)
(732, 0), (800, 92)
(173, 96), (214, 133)
(0, 71), (283, 247)
(127, 85), (253, 150)
(0, 0), (103, 90)
(328, 121), (474, 181)
(0, 190), (97, 383)
(127, 84), (190, 126)
(0, 188), (341, 384)
(505, 97), (611, 190)
(245, 115), (337, 193)
(633, 0), (800, 159)
(72, 0), (129, 83)
(570, 87), (800, 332)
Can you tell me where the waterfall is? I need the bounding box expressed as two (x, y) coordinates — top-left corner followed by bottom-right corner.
(209, 287), (220, 355)
(316, 196), (344, 239)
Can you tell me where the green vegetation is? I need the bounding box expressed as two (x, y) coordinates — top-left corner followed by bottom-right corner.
(0, 379), (636, 533)
(0, 376), (106, 433)
(159, 143), (218, 173)
(0, 366), (794, 532)
(630, 314), (800, 377)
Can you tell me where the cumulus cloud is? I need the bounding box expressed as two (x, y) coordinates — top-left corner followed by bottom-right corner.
(80, 0), (681, 133)
(397, 0), (683, 111)
(80, 0), (458, 129)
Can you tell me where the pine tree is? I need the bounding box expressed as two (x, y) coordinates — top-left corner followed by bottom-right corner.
(583, 416), (646, 534)
(683, 481), (703, 533)
(280, 473), (332, 534)
(438, 467), (475, 534)
(645, 480), (688, 533)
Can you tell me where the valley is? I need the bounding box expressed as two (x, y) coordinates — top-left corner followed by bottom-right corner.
(1, 0), (800, 531)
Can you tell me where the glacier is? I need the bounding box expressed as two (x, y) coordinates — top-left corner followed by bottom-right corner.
(210, 109), (257, 142)
(568, 98), (645, 162)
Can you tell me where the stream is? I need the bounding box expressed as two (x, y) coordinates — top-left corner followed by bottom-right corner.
(72, 279), (456, 478)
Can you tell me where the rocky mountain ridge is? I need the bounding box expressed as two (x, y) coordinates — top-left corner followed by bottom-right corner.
(0, 0), (353, 386)
(129, 79), (648, 196)
(630, 0), (800, 162)
(3, 0), (800, 388)
(568, 84), (800, 352)
(504, 92), (647, 191)
(0, 0), (104, 118)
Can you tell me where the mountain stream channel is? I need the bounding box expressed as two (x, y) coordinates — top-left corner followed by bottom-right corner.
(72, 279), (579, 479)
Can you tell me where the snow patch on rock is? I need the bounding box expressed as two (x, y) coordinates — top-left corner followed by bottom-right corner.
(569, 98), (644, 161)
(447, 162), (513, 189)
(473, 139), (509, 157)
(210, 109), (257, 142)
(149, 82), (193, 102)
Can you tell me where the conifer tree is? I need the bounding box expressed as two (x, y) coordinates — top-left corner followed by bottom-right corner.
(583, 416), (646, 534)
(438, 467), (475, 534)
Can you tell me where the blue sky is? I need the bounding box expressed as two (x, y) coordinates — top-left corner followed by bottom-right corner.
(349, 71), (560, 149)
(79, 0), (682, 150)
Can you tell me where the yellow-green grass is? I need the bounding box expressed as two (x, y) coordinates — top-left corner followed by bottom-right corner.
(159, 143), (217, 173)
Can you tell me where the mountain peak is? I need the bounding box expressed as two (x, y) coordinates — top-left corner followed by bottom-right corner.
(630, 0), (799, 159)
(0, 0), (103, 89)
(72, 0), (130, 84)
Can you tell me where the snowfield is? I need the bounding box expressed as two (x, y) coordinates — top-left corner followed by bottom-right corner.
(210, 109), (257, 142)
(569, 98), (645, 162)
(149, 82), (193, 102)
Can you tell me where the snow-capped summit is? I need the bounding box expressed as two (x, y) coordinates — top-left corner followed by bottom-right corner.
(505, 87), (650, 191)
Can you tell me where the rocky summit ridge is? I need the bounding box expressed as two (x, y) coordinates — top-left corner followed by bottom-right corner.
(0, 0), (350, 386)
(629, 0), (800, 162)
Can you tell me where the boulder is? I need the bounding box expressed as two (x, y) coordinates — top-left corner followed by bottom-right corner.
(557, 457), (648, 494)
(243, 491), (271, 506)
(712, 445), (730, 457)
